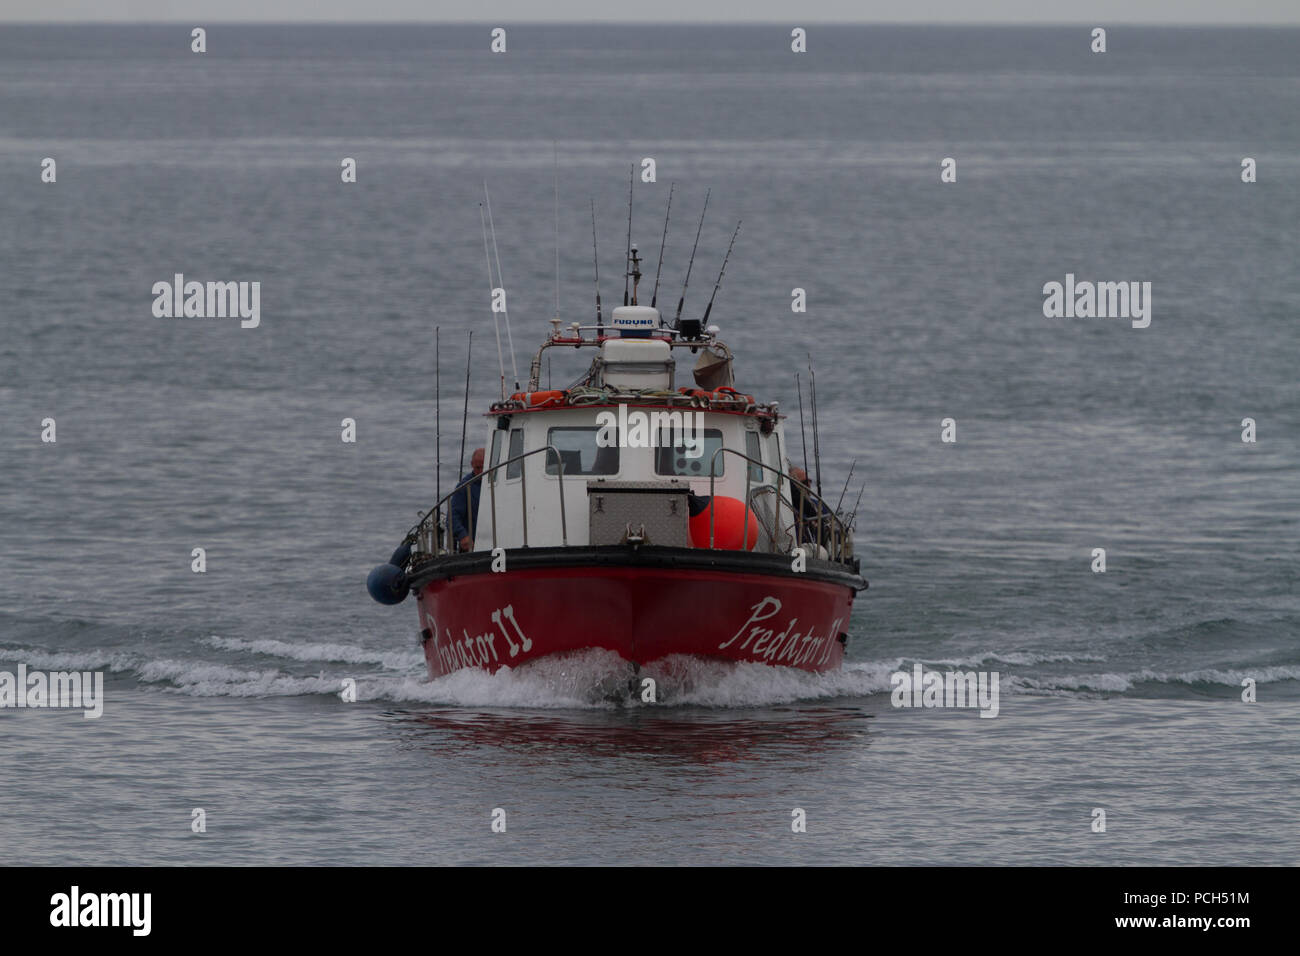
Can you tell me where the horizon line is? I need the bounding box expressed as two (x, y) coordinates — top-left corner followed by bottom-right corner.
(3, 20), (1300, 27)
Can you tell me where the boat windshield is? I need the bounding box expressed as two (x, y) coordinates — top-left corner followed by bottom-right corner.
(655, 428), (725, 478)
(545, 427), (620, 475)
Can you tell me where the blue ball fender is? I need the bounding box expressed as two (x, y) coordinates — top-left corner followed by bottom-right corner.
(367, 563), (409, 605)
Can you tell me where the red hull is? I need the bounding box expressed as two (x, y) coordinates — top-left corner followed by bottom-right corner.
(415, 565), (857, 679)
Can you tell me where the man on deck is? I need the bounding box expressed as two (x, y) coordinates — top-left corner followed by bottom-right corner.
(789, 465), (833, 547)
(451, 447), (485, 552)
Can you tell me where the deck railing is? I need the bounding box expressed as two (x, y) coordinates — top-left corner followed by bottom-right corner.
(705, 446), (854, 564)
(406, 444), (853, 566)
(407, 444), (569, 560)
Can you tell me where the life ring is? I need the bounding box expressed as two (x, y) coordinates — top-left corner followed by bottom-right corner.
(509, 390), (568, 408)
(712, 386), (756, 404)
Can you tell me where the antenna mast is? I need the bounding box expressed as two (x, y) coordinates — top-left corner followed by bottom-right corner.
(590, 199), (603, 329)
(623, 164), (634, 306)
(628, 244), (642, 305)
(701, 220), (741, 324)
(553, 143), (561, 319)
(674, 188), (710, 328)
(651, 182), (674, 311)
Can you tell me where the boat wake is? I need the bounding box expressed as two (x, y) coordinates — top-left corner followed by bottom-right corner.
(3, 636), (1297, 708)
(0, 637), (890, 708)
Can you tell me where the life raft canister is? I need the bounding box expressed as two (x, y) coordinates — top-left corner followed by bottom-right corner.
(509, 390), (568, 408)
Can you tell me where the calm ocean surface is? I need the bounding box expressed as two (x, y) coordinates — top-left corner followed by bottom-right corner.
(1, 24), (1297, 865)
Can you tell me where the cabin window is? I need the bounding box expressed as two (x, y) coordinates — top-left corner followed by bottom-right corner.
(545, 427), (620, 476)
(505, 428), (525, 479)
(771, 431), (792, 505)
(488, 430), (505, 484)
(655, 428), (725, 478)
(765, 433), (782, 485)
(745, 431), (764, 484)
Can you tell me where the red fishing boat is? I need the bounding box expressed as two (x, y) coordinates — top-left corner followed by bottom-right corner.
(367, 190), (866, 682)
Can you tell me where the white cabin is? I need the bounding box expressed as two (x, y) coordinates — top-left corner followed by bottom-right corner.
(473, 402), (796, 551)
(451, 305), (817, 555)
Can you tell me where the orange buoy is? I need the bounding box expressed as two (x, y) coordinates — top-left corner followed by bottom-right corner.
(688, 495), (760, 550)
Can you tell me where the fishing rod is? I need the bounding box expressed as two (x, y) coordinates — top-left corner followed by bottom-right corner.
(479, 204), (506, 401)
(650, 182), (674, 311)
(808, 356), (823, 500)
(455, 329), (473, 551)
(701, 220), (741, 325)
(796, 372), (810, 483)
(794, 372), (815, 548)
(673, 188), (710, 328)
(435, 325), (441, 521)
(835, 457), (857, 514)
(590, 199), (603, 329)
(458, 330), (473, 481)
(623, 164), (634, 307)
(847, 480), (867, 531)
(483, 183), (520, 392)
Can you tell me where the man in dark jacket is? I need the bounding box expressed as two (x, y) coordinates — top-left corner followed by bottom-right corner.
(451, 447), (485, 551)
(790, 465), (833, 547)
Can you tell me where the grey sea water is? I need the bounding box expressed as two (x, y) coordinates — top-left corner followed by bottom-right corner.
(0, 24), (1297, 866)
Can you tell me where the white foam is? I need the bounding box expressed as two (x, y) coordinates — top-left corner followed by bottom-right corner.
(362, 650), (635, 708)
(137, 658), (285, 687)
(0, 647), (136, 673)
(644, 656), (896, 707)
(8, 640), (1293, 707)
(201, 635), (423, 670)
(355, 652), (897, 709)
(159, 672), (348, 698)
(922, 650), (1107, 668)
(137, 657), (367, 699)
(1013, 664), (1300, 694)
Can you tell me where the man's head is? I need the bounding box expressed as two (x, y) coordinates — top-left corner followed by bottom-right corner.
(790, 466), (807, 485)
(471, 447), (485, 474)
